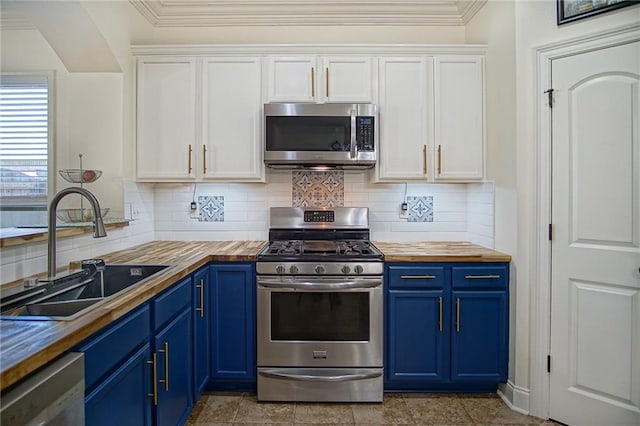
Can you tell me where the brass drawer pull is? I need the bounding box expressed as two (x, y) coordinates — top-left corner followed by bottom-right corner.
(437, 144), (442, 175)
(438, 296), (443, 332)
(187, 144), (193, 174)
(400, 275), (437, 279)
(158, 342), (169, 391)
(464, 274), (501, 279)
(195, 279), (205, 317)
(147, 353), (158, 406)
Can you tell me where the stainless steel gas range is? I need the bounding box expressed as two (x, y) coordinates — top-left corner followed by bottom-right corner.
(256, 207), (384, 402)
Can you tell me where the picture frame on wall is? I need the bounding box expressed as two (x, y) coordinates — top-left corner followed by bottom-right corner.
(557, 0), (638, 25)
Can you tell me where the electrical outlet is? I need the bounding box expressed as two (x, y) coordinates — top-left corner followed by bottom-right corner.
(190, 202), (198, 219)
(399, 202), (408, 220)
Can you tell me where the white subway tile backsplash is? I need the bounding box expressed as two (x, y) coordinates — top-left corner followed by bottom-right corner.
(1, 176), (497, 284)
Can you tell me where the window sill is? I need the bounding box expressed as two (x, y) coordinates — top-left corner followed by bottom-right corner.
(0, 219), (130, 248)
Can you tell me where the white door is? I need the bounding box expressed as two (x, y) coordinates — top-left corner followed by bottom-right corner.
(265, 56), (317, 102)
(321, 56), (374, 103)
(550, 41), (640, 425)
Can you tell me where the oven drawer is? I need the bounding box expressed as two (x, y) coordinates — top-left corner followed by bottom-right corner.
(387, 265), (446, 289)
(257, 367), (383, 402)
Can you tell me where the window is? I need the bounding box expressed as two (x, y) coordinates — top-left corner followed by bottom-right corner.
(0, 74), (51, 227)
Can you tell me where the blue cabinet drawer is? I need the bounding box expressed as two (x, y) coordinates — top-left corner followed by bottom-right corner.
(451, 265), (508, 289)
(387, 265), (446, 289)
(77, 304), (151, 392)
(153, 276), (191, 330)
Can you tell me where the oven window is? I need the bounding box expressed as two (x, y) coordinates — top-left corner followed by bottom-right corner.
(265, 116), (350, 152)
(271, 292), (369, 341)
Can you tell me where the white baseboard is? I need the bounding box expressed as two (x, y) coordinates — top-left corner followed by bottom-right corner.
(498, 380), (530, 416)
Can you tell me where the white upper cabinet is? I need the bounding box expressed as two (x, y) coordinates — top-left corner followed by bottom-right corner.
(266, 55), (374, 103)
(377, 57), (433, 180)
(202, 57), (264, 181)
(136, 57), (197, 181)
(433, 55), (484, 181)
(136, 55), (265, 182)
(376, 54), (485, 182)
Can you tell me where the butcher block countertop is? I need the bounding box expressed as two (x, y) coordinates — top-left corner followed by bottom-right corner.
(373, 241), (511, 262)
(0, 240), (266, 391)
(0, 240), (509, 391)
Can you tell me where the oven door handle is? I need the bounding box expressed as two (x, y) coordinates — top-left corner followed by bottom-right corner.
(259, 370), (382, 383)
(257, 278), (381, 290)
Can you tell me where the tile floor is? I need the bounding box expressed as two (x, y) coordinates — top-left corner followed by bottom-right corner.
(186, 392), (562, 425)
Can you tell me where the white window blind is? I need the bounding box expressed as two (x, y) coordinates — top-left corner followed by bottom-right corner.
(0, 76), (49, 205)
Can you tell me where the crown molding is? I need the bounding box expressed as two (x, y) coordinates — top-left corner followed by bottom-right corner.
(129, 0), (487, 27)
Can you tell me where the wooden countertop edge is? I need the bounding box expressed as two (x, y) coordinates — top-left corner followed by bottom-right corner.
(0, 250), (260, 390)
(0, 222), (130, 248)
(383, 254), (512, 262)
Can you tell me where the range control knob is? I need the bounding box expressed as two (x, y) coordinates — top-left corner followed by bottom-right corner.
(275, 264), (286, 274)
(341, 265), (351, 274)
(353, 265), (364, 275)
(314, 264), (326, 274)
(289, 265), (299, 274)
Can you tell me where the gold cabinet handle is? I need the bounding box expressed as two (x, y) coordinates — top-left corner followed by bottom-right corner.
(438, 296), (443, 332)
(203, 145), (207, 174)
(195, 279), (205, 317)
(464, 274), (501, 279)
(147, 353), (158, 406)
(422, 145), (427, 175)
(400, 275), (437, 279)
(326, 67), (329, 98)
(311, 67), (315, 97)
(456, 298), (460, 332)
(158, 342), (169, 391)
(437, 144), (442, 175)
(188, 144), (193, 174)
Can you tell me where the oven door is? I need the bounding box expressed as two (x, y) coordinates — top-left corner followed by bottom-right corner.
(257, 276), (383, 368)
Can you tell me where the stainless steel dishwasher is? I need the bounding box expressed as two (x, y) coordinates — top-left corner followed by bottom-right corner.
(1, 352), (84, 426)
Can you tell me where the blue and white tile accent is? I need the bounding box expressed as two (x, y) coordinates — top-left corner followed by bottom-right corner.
(407, 195), (434, 222)
(198, 196), (224, 222)
(292, 170), (344, 207)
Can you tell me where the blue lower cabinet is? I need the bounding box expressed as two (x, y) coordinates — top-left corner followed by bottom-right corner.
(85, 343), (153, 426)
(451, 291), (508, 383)
(386, 290), (448, 387)
(193, 266), (211, 399)
(154, 308), (193, 426)
(385, 262), (509, 391)
(210, 263), (256, 390)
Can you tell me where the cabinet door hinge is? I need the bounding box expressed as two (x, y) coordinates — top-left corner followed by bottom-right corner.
(544, 88), (554, 108)
(547, 355), (551, 373)
(548, 224), (553, 241)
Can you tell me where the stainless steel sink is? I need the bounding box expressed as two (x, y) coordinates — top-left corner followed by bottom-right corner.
(1, 264), (171, 321)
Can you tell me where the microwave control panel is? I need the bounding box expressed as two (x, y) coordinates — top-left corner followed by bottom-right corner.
(356, 117), (375, 151)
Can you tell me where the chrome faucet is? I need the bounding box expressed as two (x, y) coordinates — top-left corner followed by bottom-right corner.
(48, 187), (107, 278)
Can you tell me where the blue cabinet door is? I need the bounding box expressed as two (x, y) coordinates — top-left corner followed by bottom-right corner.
(450, 290), (507, 383)
(193, 266), (210, 398)
(210, 263), (256, 386)
(386, 289), (448, 387)
(85, 343), (153, 426)
(154, 308), (193, 426)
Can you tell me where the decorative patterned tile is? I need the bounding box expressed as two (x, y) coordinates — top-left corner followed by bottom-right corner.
(292, 171), (344, 208)
(198, 196), (224, 222)
(407, 196), (433, 222)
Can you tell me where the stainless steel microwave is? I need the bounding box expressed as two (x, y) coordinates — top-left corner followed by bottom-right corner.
(264, 103), (377, 169)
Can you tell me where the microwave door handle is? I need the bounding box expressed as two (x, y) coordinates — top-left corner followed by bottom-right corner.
(350, 109), (357, 159)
